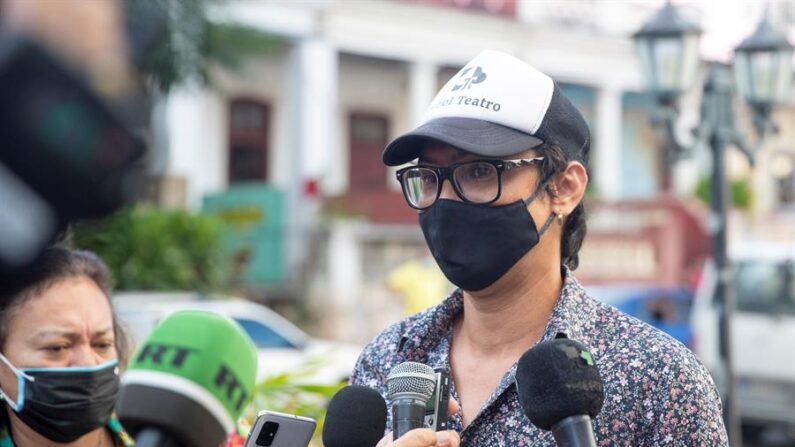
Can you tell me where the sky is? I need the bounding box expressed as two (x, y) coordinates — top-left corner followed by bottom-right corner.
(672, 0), (794, 62)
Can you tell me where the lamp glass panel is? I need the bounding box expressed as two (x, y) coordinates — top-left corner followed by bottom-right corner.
(734, 51), (752, 101)
(774, 49), (793, 103)
(635, 37), (657, 93)
(680, 34), (701, 91)
(750, 50), (777, 103)
(653, 37), (684, 93)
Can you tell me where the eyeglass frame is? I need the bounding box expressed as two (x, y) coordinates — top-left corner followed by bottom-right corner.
(395, 157), (546, 210)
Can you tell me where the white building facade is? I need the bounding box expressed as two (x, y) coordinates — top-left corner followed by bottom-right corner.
(155, 0), (795, 339)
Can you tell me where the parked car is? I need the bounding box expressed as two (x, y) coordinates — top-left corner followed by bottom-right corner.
(587, 284), (694, 347)
(691, 242), (795, 439)
(113, 292), (362, 384)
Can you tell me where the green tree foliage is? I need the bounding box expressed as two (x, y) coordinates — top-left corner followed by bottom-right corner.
(694, 175), (753, 211)
(72, 206), (227, 291)
(123, 0), (282, 93)
(247, 358), (346, 445)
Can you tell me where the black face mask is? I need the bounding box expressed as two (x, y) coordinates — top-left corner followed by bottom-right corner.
(419, 185), (555, 291)
(0, 354), (121, 443)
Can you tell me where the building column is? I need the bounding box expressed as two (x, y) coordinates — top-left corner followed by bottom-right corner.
(164, 85), (226, 209)
(595, 85), (623, 201)
(325, 221), (364, 342)
(408, 60), (437, 127)
(295, 38), (339, 191)
(285, 38), (338, 282)
(379, 60), (437, 192)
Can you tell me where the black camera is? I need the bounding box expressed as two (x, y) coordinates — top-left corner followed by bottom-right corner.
(255, 421), (279, 446)
(0, 32), (145, 282)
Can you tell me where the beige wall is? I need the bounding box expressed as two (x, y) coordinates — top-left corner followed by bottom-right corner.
(334, 53), (411, 194)
(213, 48), (293, 189)
(753, 107), (795, 213)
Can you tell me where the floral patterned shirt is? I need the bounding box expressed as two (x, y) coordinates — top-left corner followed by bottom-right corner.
(350, 270), (728, 446)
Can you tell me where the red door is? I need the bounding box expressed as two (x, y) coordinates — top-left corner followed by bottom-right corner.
(349, 113), (389, 192)
(345, 113), (417, 223)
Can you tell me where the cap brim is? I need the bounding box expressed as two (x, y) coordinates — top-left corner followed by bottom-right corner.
(382, 117), (543, 166)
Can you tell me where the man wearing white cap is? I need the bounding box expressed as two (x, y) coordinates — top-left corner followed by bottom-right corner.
(352, 50), (727, 446)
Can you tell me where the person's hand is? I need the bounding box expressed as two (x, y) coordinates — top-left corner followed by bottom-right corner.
(1, 0), (133, 95)
(376, 398), (461, 447)
(375, 429), (460, 447)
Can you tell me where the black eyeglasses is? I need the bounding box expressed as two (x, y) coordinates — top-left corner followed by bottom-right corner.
(395, 157), (545, 210)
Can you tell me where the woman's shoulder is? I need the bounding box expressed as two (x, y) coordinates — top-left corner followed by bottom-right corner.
(354, 312), (422, 366)
(109, 415), (135, 447)
(350, 300), (453, 389)
(0, 424), (12, 447)
(586, 296), (719, 410)
(349, 318), (408, 391)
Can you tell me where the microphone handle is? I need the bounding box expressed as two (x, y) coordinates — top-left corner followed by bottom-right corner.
(551, 415), (597, 447)
(134, 427), (183, 447)
(392, 397), (427, 439)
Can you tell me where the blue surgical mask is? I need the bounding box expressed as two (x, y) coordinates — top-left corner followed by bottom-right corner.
(0, 353), (120, 442)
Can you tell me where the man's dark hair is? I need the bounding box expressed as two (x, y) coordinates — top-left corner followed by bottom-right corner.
(538, 143), (588, 271)
(0, 246), (130, 365)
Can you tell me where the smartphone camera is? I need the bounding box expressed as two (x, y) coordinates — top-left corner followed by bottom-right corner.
(255, 421), (279, 446)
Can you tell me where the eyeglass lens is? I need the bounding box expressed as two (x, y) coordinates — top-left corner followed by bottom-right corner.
(401, 161), (500, 208)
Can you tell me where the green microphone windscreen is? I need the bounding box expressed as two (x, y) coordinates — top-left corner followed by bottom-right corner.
(116, 310), (258, 447)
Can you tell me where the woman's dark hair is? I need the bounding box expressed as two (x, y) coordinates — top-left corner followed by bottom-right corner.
(537, 143), (588, 271)
(0, 247), (130, 365)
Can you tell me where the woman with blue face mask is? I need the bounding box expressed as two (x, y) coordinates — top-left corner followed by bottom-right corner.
(0, 247), (134, 447)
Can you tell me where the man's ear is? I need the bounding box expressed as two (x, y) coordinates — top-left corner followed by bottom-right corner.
(549, 161), (588, 216)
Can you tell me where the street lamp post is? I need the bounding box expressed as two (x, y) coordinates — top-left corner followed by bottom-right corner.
(734, 16), (794, 136)
(632, 2), (702, 163)
(632, 3), (794, 446)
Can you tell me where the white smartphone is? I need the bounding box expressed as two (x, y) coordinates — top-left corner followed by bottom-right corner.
(244, 410), (317, 447)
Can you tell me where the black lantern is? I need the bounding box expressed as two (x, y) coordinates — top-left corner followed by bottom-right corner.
(734, 17), (794, 110)
(632, 3), (795, 445)
(632, 2), (702, 102)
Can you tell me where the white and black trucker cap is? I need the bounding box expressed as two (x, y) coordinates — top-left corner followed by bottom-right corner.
(382, 50), (590, 166)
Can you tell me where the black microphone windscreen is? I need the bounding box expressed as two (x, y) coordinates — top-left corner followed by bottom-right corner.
(515, 338), (604, 431)
(322, 385), (387, 447)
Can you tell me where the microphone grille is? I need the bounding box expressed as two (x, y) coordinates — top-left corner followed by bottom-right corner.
(386, 362), (436, 400)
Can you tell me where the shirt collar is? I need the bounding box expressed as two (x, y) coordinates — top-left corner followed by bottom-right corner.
(539, 267), (593, 344)
(394, 268), (598, 432)
(398, 266), (592, 356)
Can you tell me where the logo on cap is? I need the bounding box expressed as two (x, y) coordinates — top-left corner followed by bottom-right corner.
(452, 66), (487, 91)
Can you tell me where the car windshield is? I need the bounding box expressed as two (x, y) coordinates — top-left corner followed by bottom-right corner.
(235, 318), (298, 349)
(735, 260), (795, 314)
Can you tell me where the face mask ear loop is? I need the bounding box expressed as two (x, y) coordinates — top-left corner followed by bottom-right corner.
(0, 353), (33, 381)
(537, 213), (557, 237)
(0, 353), (33, 412)
(522, 173), (555, 208)
(522, 173), (557, 238)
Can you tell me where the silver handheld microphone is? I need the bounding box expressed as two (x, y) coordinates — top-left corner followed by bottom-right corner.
(386, 362), (436, 439)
